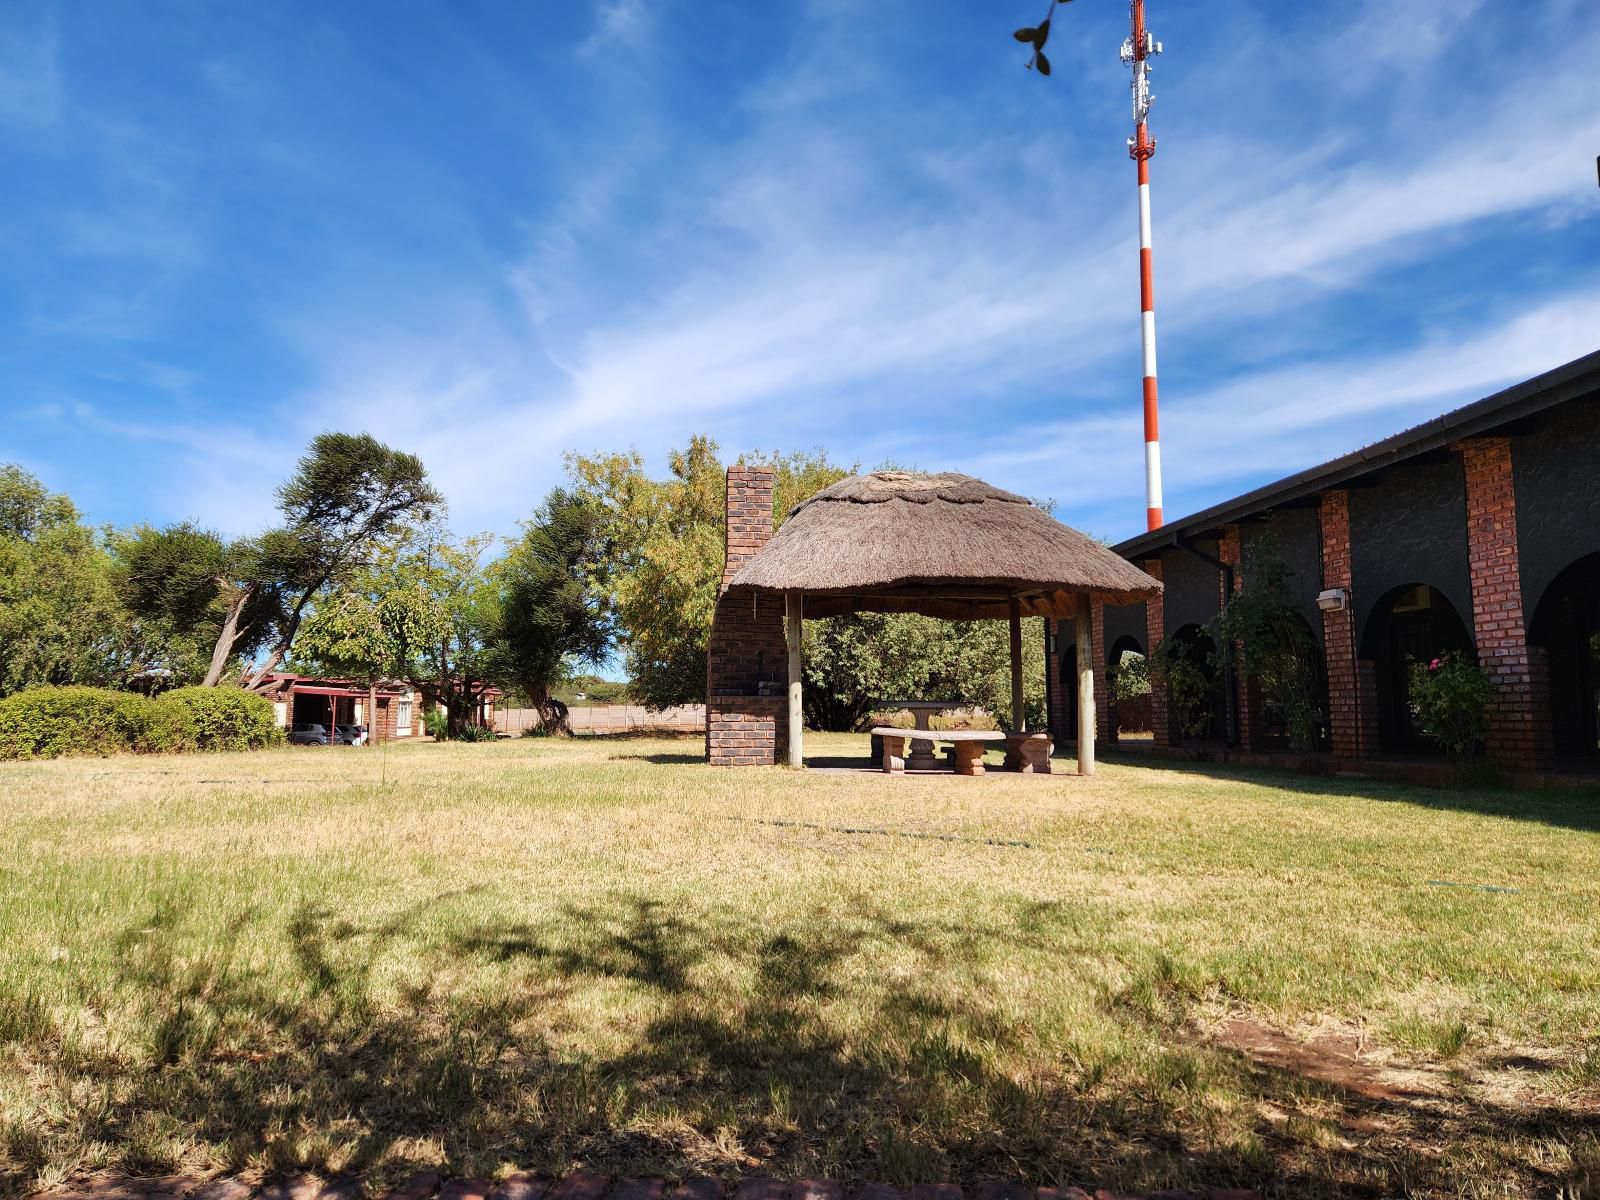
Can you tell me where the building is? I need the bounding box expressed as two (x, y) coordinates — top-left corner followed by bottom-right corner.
(1047, 348), (1600, 779)
(257, 674), (421, 742)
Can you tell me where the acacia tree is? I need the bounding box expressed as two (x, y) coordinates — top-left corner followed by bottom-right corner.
(116, 434), (441, 690)
(491, 488), (614, 734)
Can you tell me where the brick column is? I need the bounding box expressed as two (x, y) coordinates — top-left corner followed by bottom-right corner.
(1217, 524), (1255, 750)
(1091, 600), (1114, 742)
(706, 467), (789, 766)
(1045, 619), (1065, 740)
(1457, 437), (1551, 770)
(1319, 490), (1374, 760)
(1143, 558), (1169, 747)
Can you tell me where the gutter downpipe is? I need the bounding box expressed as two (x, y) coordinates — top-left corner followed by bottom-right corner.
(1172, 535), (1240, 749)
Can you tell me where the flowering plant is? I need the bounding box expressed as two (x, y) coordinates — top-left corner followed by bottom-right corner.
(1407, 652), (1491, 766)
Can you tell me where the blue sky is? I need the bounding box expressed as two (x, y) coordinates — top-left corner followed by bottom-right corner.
(2, 0), (1598, 545)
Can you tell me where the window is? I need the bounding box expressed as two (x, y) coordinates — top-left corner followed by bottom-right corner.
(397, 700), (413, 728)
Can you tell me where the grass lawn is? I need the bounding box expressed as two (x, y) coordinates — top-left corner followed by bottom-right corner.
(2, 734), (1598, 1199)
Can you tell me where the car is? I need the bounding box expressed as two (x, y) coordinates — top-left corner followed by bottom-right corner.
(335, 723), (367, 746)
(288, 722), (332, 745)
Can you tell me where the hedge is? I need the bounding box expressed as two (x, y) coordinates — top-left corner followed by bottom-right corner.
(0, 685), (282, 760)
(0, 686), (158, 760)
(154, 686), (282, 752)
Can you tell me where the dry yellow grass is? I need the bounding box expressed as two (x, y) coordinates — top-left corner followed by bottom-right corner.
(2, 734), (1598, 1198)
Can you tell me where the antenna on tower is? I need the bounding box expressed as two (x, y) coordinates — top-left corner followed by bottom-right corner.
(1014, 0), (1168, 532)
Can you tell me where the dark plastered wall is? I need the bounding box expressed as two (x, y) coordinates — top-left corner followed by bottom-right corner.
(1240, 507), (1326, 643)
(1350, 458), (1474, 652)
(1102, 601), (1148, 659)
(1513, 395), (1600, 618)
(1160, 540), (1223, 636)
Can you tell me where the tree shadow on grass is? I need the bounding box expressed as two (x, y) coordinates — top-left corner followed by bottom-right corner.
(8, 894), (1595, 1200)
(1096, 746), (1600, 835)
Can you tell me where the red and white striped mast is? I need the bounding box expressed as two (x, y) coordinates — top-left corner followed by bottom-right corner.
(1124, 0), (1164, 530)
(1015, 0), (1167, 531)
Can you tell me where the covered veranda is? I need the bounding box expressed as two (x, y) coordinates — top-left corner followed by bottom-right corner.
(706, 470), (1162, 774)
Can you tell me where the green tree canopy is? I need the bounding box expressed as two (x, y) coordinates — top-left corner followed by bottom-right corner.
(490, 488), (615, 733)
(0, 466), (136, 696)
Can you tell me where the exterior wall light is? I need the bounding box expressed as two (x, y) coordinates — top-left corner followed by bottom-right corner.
(1316, 587), (1349, 613)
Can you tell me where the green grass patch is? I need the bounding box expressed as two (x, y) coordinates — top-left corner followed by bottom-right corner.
(1, 734), (1597, 1198)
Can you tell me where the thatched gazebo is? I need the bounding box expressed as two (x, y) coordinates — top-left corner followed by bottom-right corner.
(706, 468), (1162, 775)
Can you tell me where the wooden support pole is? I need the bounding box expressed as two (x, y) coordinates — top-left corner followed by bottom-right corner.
(1076, 595), (1095, 776)
(1008, 594), (1025, 733)
(786, 590), (803, 768)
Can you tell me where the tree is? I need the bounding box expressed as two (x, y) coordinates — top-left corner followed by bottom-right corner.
(240, 433), (442, 689)
(801, 613), (1047, 732)
(116, 434), (441, 691)
(114, 524), (281, 688)
(491, 488), (614, 734)
(0, 465), (78, 539)
(567, 438), (852, 709)
(294, 527), (498, 739)
(0, 467), (138, 696)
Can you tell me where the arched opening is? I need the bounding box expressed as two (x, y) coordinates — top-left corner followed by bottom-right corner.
(1360, 583), (1473, 754)
(1529, 552), (1600, 759)
(1166, 623), (1224, 745)
(1106, 635), (1149, 739)
(1252, 611), (1329, 752)
(1058, 643), (1078, 740)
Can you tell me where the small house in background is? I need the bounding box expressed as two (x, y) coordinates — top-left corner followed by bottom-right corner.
(256, 673), (421, 742)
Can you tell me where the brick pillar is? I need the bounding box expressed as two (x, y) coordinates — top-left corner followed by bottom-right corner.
(1217, 524), (1255, 750)
(1144, 558), (1169, 747)
(1091, 600), (1113, 742)
(706, 467), (790, 766)
(1319, 490), (1374, 760)
(1046, 619), (1066, 740)
(1457, 437), (1551, 770)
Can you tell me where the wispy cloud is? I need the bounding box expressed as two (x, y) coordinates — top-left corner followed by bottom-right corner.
(6, 0), (1597, 545)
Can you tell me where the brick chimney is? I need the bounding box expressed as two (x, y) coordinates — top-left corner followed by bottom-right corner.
(705, 465), (787, 766)
(722, 465), (776, 587)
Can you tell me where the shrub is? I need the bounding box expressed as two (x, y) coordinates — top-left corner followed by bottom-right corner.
(1150, 638), (1217, 756)
(1408, 652), (1491, 768)
(423, 708), (448, 739)
(153, 686), (282, 752)
(454, 723), (499, 743)
(0, 686), (154, 760)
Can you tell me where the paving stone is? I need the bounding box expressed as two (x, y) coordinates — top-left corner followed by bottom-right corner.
(379, 1174), (441, 1200)
(666, 1179), (721, 1200)
(547, 1174), (611, 1200)
(188, 1179), (254, 1200)
(607, 1181), (663, 1200)
(258, 1176), (323, 1200)
(316, 1179), (366, 1200)
(489, 1176), (550, 1200)
(438, 1181), (492, 1200)
(791, 1183), (842, 1200)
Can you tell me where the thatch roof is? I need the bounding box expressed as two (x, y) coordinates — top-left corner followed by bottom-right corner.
(727, 471), (1162, 620)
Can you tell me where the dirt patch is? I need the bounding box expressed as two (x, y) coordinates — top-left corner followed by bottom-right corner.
(1215, 1016), (1431, 1102)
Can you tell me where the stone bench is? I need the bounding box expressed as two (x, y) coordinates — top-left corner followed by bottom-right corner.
(870, 728), (1054, 776)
